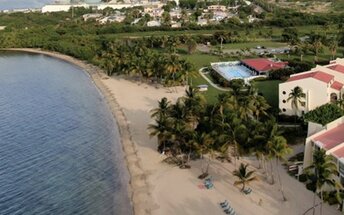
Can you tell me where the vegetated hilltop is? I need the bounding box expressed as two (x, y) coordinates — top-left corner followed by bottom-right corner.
(265, 0), (344, 13)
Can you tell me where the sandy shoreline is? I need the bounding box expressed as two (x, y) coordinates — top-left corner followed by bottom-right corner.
(2, 48), (152, 215)
(3, 48), (342, 215)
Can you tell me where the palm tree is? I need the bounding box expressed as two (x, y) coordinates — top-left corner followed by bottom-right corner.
(305, 149), (339, 215)
(233, 163), (258, 191)
(312, 38), (323, 62)
(214, 31), (227, 52)
(148, 114), (172, 152)
(192, 132), (214, 175)
(287, 86), (306, 117)
(268, 136), (292, 201)
(150, 97), (171, 118)
(328, 38), (338, 60)
(186, 37), (197, 54)
(251, 95), (270, 120)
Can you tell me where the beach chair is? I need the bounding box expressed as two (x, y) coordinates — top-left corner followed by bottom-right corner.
(205, 183), (214, 189)
(243, 188), (252, 195)
(224, 207), (233, 214)
(220, 200), (228, 207)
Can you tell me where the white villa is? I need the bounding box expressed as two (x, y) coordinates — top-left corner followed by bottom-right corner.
(304, 116), (344, 186)
(279, 58), (344, 116)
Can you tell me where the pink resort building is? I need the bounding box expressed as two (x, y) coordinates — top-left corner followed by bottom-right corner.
(279, 58), (344, 116)
(304, 116), (344, 185)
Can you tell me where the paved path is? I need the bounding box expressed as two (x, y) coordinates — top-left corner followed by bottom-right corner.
(198, 68), (230, 91)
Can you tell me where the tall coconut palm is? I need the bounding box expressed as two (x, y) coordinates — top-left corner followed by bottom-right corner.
(150, 97), (171, 118)
(186, 37), (197, 54)
(214, 31), (227, 51)
(328, 38), (338, 60)
(268, 136), (292, 201)
(251, 95), (270, 121)
(191, 132), (214, 175)
(287, 86), (306, 116)
(148, 114), (172, 152)
(312, 38), (323, 62)
(233, 163), (258, 191)
(305, 149), (339, 215)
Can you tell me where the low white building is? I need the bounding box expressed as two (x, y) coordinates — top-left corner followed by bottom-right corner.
(147, 20), (161, 27)
(207, 5), (227, 12)
(98, 15), (126, 24)
(197, 18), (208, 26)
(171, 22), (181, 28)
(82, 13), (102, 21)
(279, 59), (344, 116)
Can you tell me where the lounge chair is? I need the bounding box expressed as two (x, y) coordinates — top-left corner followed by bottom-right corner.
(220, 200), (228, 207)
(224, 207), (233, 214)
(220, 202), (228, 208)
(205, 183), (214, 189)
(243, 188), (252, 195)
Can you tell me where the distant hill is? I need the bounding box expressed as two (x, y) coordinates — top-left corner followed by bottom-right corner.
(265, 0), (344, 13)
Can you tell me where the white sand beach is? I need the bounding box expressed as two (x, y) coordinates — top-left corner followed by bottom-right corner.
(102, 76), (341, 215)
(5, 49), (342, 215)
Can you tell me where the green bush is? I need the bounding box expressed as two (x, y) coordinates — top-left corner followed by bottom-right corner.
(298, 174), (307, 183)
(306, 182), (316, 192)
(303, 103), (344, 125)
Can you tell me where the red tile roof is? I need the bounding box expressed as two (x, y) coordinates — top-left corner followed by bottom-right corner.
(331, 81), (343, 91)
(313, 124), (344, 150)
(332, 147), (344, 158)
(328, 64), (344, 74)
(241, 58), (287, 72)
(286, 71), (334, 83)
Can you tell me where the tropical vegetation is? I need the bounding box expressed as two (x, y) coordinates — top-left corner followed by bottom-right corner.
(233, 163), (258, 191)
(149, 80), (292, 197)
(303, 103), (344, 126)
(304, 149), (341, 215)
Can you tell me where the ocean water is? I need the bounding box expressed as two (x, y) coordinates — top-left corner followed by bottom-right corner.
(0, 0), (102, 10)
(0, 52), (132, 215)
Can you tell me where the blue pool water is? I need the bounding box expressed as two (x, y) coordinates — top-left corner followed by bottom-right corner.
(0, 52), (132, 215)
(216, 64), (253, 80)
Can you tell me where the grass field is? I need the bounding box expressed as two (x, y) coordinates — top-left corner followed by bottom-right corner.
(222, 41), (288, 49)
(252, 80), (282, 108)
(105, 25), (332, 39)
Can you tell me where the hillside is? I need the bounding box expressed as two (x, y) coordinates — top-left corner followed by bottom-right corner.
(266, 0), (344, 13)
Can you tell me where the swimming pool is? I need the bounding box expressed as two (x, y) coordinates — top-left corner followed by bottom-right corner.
(212, 62), (253, 80)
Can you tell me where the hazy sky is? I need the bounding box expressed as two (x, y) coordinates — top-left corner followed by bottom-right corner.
(0, 0), (53, 10)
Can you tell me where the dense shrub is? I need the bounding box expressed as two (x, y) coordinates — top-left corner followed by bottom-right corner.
(298, 174), (307, 183)
(306, 182), (316, 192)
(303, 103), (344, 125)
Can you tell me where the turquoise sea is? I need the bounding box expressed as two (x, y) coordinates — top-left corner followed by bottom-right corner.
(0, 52), (132, 215)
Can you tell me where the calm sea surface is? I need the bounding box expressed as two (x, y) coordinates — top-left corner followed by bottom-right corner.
(0, 0), (102, 10)
(0, 52), (132, 215)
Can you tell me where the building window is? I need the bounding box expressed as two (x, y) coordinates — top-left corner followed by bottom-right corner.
(282, 100), (286, 103)
(282, 108), (286, 112)
(330, 93), (338, 103)
(282, 91), (286, 95)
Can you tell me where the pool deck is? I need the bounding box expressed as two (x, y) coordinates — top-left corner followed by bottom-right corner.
(198, 68), (230, 92)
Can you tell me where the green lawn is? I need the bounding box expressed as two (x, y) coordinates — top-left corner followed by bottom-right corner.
(181, 52), (283, 105)
(252, 80), (282, 109)
(222, 41), (288, 49)
(181, 52), (223, 69)
(180, 52), (224, 103)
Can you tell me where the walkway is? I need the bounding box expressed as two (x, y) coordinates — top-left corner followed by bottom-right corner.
(198, 68), (230, 92)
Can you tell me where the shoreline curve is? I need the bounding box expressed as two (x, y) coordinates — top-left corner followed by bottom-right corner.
(1, 48), (153, 215)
